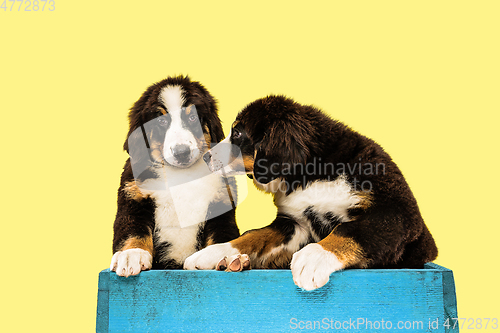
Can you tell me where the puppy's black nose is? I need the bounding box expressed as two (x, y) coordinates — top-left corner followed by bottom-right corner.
(203, 151), (212, 165)
(172, 144), (191, 162)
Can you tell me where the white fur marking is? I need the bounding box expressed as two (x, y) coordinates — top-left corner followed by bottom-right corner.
(275, 175), (361, 225)
(159, 85), (200, 167)
(290, 243), (344, 291)
(110, 249), (153, 277)
(285, 224), (311, 253)
(139, 159), (230, 265)
(159, 85), (185, 112)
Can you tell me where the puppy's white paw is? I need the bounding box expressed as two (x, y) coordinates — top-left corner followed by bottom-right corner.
(183, 243), (239, 270)
(291, 243), (344, 291)
(110, 249), (152, 277)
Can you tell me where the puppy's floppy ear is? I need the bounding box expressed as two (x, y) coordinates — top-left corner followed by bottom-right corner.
(125, 124), (152, 180)
(198, 89), (223, 143)
(190, 81), (224, 143)
(253, 120), (311, 184)
(124, 83), (158, 152)
(207, 113), (225, 143)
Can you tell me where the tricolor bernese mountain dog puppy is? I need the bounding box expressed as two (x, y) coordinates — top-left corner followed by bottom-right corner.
(110, 76), (239, 277)
(184, 95), (438, 290)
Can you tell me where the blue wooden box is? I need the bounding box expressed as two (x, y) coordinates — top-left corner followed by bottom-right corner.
(96, 263), (458, 332)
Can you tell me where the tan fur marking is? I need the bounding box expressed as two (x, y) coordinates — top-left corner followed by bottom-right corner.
(230, 228), (285, 257)
(121, 236), (154, 255)
(204, 130), (212, 149)
(185, 104), (194, 115)
(123, 181), (149, 201)
(150, 140), (162, 149)
(257, 250), (294, 269)
(157, 106), (167, 115)
(205, 236), (216, 247)
(149, 140), (163, 163)
(318, 234), (367, 268)
(354, 191), (373, 210)
(193, 124), (211, 152)
(243, 155), (255, 172)
(150, 149), (162, 163)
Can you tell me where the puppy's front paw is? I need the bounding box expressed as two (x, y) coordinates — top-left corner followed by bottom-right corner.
(110, 249), (152, 277)
(216, 254), (251, 272)
(183, 243), (239, 270)
(290, 243), (343, 291)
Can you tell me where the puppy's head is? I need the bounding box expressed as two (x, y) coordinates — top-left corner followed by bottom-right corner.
(205, 95), (320, 185)
(125, 76), (223, 173)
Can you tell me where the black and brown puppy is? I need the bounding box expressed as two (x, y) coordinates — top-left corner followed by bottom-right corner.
(184, 95), (438, 290)
(110, 76), (239, 277)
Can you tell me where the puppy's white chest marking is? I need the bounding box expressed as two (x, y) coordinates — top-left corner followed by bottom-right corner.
(274, 175), (362, 226)
(139, 161), (227, 264)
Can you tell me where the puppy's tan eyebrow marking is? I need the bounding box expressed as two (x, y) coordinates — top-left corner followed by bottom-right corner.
(157, 106), (167, 115)
(185, 104), (194, 115)
(232, 120), (240, 128)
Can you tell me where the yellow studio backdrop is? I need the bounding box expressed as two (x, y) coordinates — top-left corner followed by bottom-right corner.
(1, 1), (498, 331)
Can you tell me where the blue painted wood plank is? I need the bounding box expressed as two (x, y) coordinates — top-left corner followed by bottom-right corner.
(96, 264), (458, 333)
(96, 270), (109, 333)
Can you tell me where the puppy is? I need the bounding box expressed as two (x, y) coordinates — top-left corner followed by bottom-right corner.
(110, 76), (239, 277)
(184, 95), (438, 290)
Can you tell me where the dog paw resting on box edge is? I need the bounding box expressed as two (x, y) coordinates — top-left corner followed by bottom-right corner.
(110, 76), (240, 277)
(184, 95), (438, 291)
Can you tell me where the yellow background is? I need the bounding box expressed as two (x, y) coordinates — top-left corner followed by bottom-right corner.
(1, 1), (499, 331)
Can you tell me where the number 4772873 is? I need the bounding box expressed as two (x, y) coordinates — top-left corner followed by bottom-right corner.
(1, 0), (55, 11)
(444, 318), (498, 330)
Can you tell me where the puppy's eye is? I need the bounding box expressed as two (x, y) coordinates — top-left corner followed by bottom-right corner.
(157, 116), (169, 125)
(188, 114), (198, 122)
(233, 129), (242, 139)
